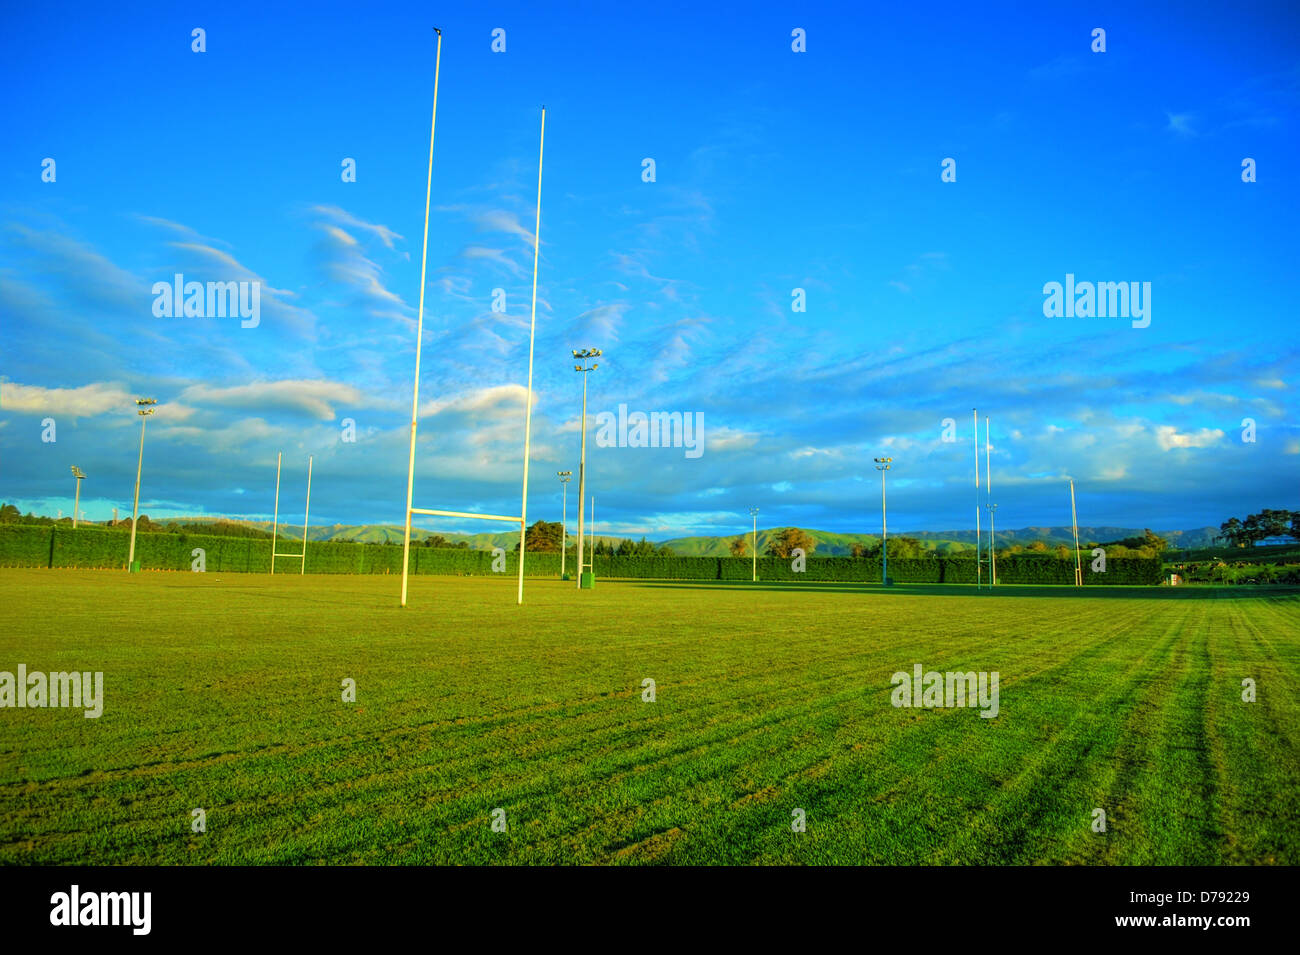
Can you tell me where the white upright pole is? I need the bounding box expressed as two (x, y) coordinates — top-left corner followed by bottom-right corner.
(1070, 478), (1082, 586)
(560, 480), (567, 578)
(985, 415), (992, 586)
(401, 28), (442, 608)
(301, 454), (313, 576)
(589, 496), (595, 568)
(72, 476), (81, 530)
(127, 414), (147, 570)
(990, 505), (998, 585)
(518, 107), (545, 606)
(576, 372), (588, 589)
(271, 451), (281, 575)
(973, 408), (981, 589)
(751, 508), (758, 582)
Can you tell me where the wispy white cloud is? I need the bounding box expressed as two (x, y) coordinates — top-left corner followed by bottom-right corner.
(0, 380), (133, 418)
(1164, 111), (1197, 136)
(1155, 425), (1223, 450)
(179, 379), (376, 421)
(309, 205), (403, 249)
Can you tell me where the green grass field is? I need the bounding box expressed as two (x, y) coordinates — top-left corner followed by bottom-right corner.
(1, 569), (1297, 865)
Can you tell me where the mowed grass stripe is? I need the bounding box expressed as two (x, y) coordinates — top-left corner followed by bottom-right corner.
(1209, 592), (1300, 864)
(683, 600), (1184, 864)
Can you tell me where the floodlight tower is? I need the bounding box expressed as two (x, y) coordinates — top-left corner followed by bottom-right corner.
(749, 506), (759, 582)
(558, 471), (572, 578)
(874, 457), (892, 586)
(973, 408), (982, 589)
(573, 348), (600, 589)
(127, 398), (157, 572)
(69, 466), (85, 528)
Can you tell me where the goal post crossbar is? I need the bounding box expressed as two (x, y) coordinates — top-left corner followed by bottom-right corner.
(410, 508), (523, 524)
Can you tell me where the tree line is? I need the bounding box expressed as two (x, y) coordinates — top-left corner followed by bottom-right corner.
(0, 505), (272, 538)
(730, 527), (818, 558)
(1216, 509), (1300, 548)
(516, 520), (674, 557)
(733, 528), (1174, 559)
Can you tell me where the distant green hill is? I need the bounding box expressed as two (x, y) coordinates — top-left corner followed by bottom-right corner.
(156, 518), (1223, 554)
(657, 525), (1223, 556)
(155, 517), (623, 550)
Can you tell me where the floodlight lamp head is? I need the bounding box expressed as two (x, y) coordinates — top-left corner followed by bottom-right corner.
(136, 398), (156, 406)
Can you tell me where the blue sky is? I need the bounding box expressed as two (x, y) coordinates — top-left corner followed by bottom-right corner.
(1, 0), (1297, 539)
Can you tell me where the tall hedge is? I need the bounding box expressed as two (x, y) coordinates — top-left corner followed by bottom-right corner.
(0, 524), (1162, 584)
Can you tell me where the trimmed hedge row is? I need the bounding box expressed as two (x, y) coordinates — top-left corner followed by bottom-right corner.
(0, 524), (1163, 584)
(0, 525), (565, 575)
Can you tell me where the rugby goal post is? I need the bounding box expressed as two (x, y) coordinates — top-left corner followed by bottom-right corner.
(400, 31), (545, 607)
(271, 451), (312, 575)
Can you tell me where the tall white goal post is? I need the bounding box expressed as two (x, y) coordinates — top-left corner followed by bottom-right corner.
(271, 451), (313, 575)
(399, 31), (546, 606)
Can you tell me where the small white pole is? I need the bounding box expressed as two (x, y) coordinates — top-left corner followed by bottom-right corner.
(301, 455), (313, 575)
(401, 27), (442, 608)
(271, 451), (281, 575)
(1070, 478), (1083, 586)
(750, 506), (759, 582)
(990, 504), (998, 584)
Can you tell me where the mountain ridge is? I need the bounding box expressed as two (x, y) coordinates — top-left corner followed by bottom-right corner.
(149, 517), (1221, 554)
